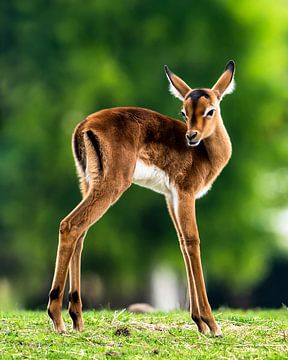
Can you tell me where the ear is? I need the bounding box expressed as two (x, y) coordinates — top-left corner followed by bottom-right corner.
(212, 60), (235, 100)
(164, 65), (191, 101)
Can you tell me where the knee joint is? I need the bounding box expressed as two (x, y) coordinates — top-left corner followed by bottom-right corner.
(59, 220), (70, 234)
(60, 220), (81, 241)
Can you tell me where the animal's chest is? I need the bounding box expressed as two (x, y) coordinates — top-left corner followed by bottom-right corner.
(132, 160), (170, 195)
(132, 159), (215, 200)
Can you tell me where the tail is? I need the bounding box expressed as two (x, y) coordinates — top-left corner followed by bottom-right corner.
(72, 127), (104, 184)
(72, 128), (86, 177)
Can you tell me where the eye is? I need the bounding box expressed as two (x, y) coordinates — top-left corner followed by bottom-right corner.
(206, 109), (215, 117)
(181, 110), (186, 119)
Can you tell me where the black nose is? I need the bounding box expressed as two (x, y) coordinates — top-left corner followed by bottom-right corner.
(186, 131), (198, 141)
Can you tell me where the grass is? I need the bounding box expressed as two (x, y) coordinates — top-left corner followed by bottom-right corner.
(0, 309), (287, 359)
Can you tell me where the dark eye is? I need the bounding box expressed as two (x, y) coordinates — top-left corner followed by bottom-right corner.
(181, 110), (186, 119)
(206, 109), (215, 117)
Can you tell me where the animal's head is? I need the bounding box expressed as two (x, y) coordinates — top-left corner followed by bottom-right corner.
(164, 61), (235, 147)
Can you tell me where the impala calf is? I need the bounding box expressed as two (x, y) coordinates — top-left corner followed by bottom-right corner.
(48, 61), (235, 336)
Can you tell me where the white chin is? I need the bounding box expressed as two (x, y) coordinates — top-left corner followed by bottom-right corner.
(188, 140), (201, 147)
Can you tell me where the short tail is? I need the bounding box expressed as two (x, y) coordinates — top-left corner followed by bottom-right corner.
(72, 127), (104, 181)
(72, 129), (86, 176)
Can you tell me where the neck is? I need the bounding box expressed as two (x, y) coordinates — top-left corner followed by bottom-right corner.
(203, 118), (232, 180)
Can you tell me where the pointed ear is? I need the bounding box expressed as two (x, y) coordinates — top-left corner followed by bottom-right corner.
(164, 65), (191, 101)
(212, 60), (235, 100)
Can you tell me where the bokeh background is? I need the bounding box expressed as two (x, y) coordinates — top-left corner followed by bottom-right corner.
(0, 0), (288, 311)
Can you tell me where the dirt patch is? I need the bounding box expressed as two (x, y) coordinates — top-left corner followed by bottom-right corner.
(114, 327), (130, 336)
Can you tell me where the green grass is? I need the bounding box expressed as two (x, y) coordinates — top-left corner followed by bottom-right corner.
(0, 309), (287, 359)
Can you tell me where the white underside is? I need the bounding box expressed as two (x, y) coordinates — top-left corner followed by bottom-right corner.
(133, 160), (171, 196)
(195, 184), (211, 199)
(132, 160), (210, 203)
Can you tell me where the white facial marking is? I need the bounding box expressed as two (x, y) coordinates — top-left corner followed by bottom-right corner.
(181, 109), (187, 120)
(203, 106), (216, 118)
(133, 160), (171, 195)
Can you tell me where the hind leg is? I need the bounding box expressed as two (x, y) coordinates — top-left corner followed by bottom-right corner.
(67, 177), (88, 331)
(47, 186), (125, 333)
(68, 231), (86, 331)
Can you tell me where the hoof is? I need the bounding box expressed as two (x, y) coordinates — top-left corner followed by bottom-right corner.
(211, 326), (223, 337)
(54, 323), (67, 334)
(69, 308), (84, 331)
(72, 322), (84, 332)
(48, 312), (66, 333)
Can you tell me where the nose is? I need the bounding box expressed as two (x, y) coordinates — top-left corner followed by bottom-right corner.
(186, 131), (198, 141)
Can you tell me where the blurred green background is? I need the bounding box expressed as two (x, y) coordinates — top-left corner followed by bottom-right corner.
(0, 0), (288, 310)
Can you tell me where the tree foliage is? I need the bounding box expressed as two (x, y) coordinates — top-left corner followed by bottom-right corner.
(0, 0), (287, 307)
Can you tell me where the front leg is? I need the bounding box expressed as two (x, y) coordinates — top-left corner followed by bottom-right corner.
(176, 192), (222, 336)
(166, 197), (209, 334)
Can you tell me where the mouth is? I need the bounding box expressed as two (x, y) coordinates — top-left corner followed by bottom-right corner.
(187, 139), (201, 147)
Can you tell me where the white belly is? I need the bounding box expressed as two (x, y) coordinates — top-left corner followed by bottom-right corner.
(195, 184), (211, 199)
(132, 160), (211, 200)
(132, 160), (170, 195)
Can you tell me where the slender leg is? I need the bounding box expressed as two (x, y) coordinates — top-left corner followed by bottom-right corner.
(176, 193), (222, 336)
(166, 197), (209, 334)
(67, 175), (101, 331)
(67, 178), (88, 331)
(47, 188), (120, 333)
(68, 232), (86, 331)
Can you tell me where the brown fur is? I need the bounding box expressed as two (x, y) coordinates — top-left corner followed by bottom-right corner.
(48, 61), (235, 336)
